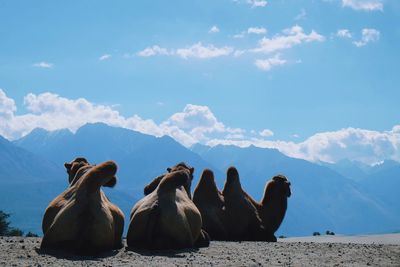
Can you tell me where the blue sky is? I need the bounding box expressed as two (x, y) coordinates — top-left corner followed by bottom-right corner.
(0, 0), (399, 164)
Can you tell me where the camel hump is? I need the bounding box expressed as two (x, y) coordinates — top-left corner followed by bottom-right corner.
(198, 169), (215, 186)
(222, 166), (242, 195)
(202, 168), (214, 179)
(144, 174), (164, 195)
(79, 160), (118, 193)
(157, 170), (189, 193)
(226, 166), (239, 183)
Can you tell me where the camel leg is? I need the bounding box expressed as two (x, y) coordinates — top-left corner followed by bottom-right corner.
(194, 229), (210, 248)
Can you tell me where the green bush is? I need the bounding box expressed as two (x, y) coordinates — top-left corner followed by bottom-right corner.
(25, 232), (39, 237)
(0, 211), (11, 236)
(0, 210), (23, 236)
(8, 228), (24, 236)
(313, 231), (321, 236)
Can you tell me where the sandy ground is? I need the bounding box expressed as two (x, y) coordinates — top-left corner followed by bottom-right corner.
(0, 236), (399, 267)
(280, 233), (400, 245)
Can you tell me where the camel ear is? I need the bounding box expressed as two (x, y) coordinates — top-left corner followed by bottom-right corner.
(64, 163), (72, 171)
(189, 167), (194, 175)
(103, 176), (117, 188)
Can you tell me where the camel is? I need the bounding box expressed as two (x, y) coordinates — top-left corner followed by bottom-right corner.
(192, 169), (228, 240)
(41, 158), (124, 254)
(221, 167), (266, 241)
(256, 175), (291, 240)
(127, 168), (209, 250)
(143, 162), (194, 198)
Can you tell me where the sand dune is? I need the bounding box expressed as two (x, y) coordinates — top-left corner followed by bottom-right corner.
(0, 235), (399, 266)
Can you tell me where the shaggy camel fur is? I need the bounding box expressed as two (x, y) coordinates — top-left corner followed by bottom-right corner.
(193, 169), (227, 240)
(256, 175), (291, 240)
(222, 167), (266, 241)
(41, 158), (124, 254)
(127, 168), (209, 250)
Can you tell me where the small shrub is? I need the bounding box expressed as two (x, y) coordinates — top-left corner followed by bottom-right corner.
(25, 232), (39, 237)
(325, 230), (335, 235)
(8, 228), (23, 236)
(278, 235), (286, 239)
(0, 211), (24, 236)
(0, 211), (11, 236)
(313, 232), (321, 236)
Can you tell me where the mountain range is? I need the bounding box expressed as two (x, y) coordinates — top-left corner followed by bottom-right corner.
(0, 123), (399, 236)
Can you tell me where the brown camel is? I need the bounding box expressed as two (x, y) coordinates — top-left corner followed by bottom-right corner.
(41, 158), (124, 254)
(127, 168), (209, 250)
(193, 169), (228, 240)
(221, 166), (266, 241)
(257, 175), (291, 240)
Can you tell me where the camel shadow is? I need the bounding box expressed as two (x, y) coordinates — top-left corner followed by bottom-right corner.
(35, 247), (120, 261)
(125, 246), (199, 258)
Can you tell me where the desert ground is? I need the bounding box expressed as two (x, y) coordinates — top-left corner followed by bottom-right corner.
(0, 234), (399, 267)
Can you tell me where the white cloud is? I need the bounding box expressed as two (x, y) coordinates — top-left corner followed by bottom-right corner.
(3, 89), (398, 165)
(162, 104), (225, 132)
(0, 89), (16, 119)
(233, 0), (267, 8)
(207, 126), (400, 165)
(353, 28), (380, 47)
(255, 54), (287, 71)
(294, 8), (307, 20)
(0, 90), (163, 140)
(251, 25), (325, 54)
(33, 62), (53, 68)
(0, 90), (243, 148)
(247, 0), (267, 7)
(248, 27), (267, 35)
(209, 25), (220, 33)
(259, 129), (274, 137)
(176, 43), (234, 59)
(160, 104), (244, 144)
(99, 54), (112, 61)
(342, 0), (383, 11)
(336, 29), (352, 38)
(288, 127), (400, 165)
(233, 50), (246, 57)
(136, 43), (233, 59)
(137, 45), (171, 57)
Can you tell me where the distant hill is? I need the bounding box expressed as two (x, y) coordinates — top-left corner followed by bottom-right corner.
(319, 159), (371, 182)
(0, 135), (64, 233)
(359, 160), (400, 215)
(2, 123), (399, 237)
(15, 123), (221, 194)
(321, 159), (400, 218)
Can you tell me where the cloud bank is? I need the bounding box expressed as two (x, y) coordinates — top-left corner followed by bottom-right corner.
(1, 89), (398, 165)
(342, 0), (383, 11)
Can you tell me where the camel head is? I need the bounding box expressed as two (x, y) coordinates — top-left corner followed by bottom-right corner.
(64, 157), (90, 185)
(272, 175), (291, 198)
(64, 157), (117, 188)
(167, 162), (194, 179)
